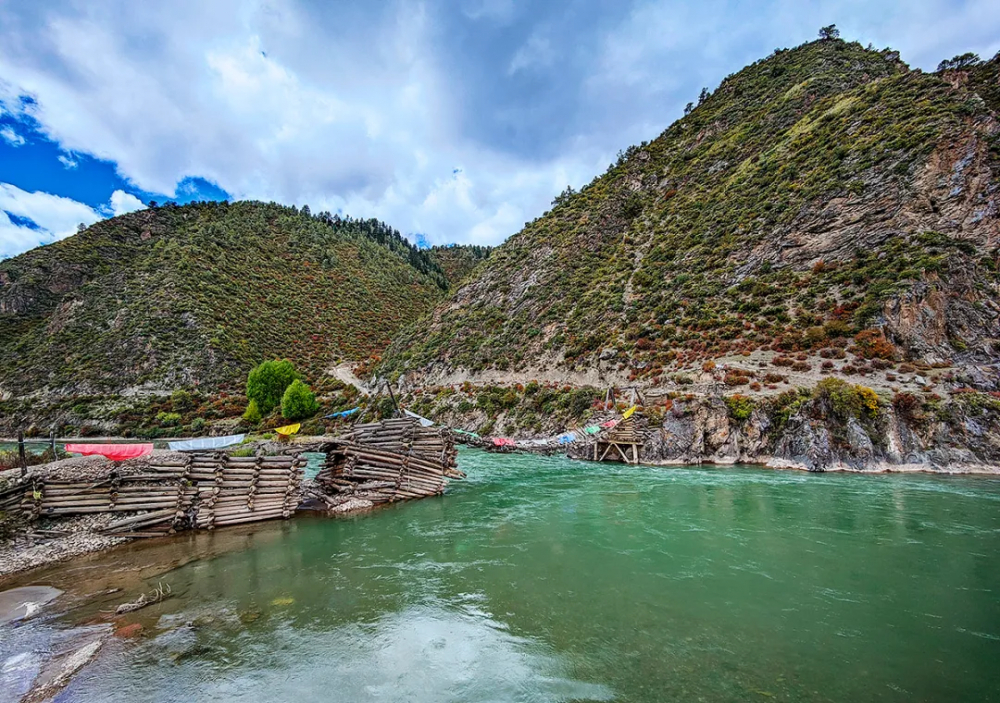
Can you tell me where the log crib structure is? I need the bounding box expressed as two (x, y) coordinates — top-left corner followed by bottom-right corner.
(308, 418), (464, 512)
(1, 417), (462, 538)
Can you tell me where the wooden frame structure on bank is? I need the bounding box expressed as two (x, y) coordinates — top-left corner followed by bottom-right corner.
(593, 417), (642, 464)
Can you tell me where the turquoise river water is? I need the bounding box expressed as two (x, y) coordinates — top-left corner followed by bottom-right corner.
(16, 449), (1000, 701)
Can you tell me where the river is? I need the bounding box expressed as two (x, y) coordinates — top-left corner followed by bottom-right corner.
(5, 448), (1000, 701)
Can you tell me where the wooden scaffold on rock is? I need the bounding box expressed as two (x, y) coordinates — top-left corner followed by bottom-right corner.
(593, 417), (643, 464)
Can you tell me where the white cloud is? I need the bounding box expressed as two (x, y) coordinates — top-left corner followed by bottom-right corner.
(0, 125), (25, 146)
(0, 183), (101, 257)
(0, 0), (997, 248)
(0, 1), (608, 246)
(462, 0), (516, 24)
(57, 153), (78, 168)
(509, 33), (556, 75)
(109, 189), (145, 216)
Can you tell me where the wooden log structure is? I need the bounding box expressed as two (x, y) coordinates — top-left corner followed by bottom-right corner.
(8, 453), (306, 536)
(313, 417), (463, 509)
(7, 418), (461, 538)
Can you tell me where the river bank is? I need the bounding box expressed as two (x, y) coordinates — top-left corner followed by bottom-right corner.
(1, 419), (460, 581)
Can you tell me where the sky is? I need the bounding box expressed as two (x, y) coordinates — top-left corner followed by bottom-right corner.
(1, 0), (998, 258)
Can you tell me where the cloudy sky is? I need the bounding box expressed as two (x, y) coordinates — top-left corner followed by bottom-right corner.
(1, 0), (998, 258)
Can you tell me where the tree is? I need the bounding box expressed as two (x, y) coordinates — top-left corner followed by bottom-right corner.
(76, 223), (86, 233)
(551, 186), (576, 207)
(698, 87), (709, 105)
(937, 52), (981, 72)
(246, 359), (298, 414)
(683, 102), (694, 115)
(281, 379), (319, 421)
(818, 24), (840, 40)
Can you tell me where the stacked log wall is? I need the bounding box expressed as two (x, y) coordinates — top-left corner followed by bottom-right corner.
(6, 452), (304, 536)
(313, 418), (463, 510)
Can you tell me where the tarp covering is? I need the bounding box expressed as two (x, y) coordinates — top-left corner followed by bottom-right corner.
(274, 423), (301, 436)
(491, 437), (517, 447)
(65, 443), (153, 461)
(324, 408), (360, 419)
(168, 434), (245, 452)
(404, 409), (435, 427)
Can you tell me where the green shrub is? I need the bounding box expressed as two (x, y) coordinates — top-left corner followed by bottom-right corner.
(156, 411), (182, 427)
(814, 378), (880, 419)
(242, 400), (262, 424)
(725, 394), (755, 422)
(171, 389), (194, 411)
(190, 417), (207, 431)
(281, 379), (319, 421)
(247, 359), (299, 414)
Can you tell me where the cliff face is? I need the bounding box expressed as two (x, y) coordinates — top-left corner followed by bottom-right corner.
(558, 389), (1000, 473)
(381, 41), (1000, 392)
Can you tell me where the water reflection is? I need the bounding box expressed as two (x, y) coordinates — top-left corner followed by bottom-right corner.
(66, 601), (613, 702)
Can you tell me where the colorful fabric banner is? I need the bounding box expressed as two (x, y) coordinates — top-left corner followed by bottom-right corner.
(324, 408), (359, 419)
(65, 443), (153, 461)
(600, 420), (619, 429)
(557, 432), (577, 444)
(491, 437), (517, 447)
(274, 423), (301, 436)
(623, 405), (638, 419)
(404, 409), (434, 427)
(583, 425), (601, 435)
(453, 429), (481, 438)
(168, 434), (245, 452)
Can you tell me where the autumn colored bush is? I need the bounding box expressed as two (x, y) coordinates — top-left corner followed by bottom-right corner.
(851, 329), (898, 361)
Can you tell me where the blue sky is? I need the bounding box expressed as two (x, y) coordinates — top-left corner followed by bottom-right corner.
(1, 0), (998, 258)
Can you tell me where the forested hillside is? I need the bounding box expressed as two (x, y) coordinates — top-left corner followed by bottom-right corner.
(428, 244), (493, 289)
(0, 201), (450, 399)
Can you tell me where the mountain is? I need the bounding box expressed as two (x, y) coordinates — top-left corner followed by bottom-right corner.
(427, 244), (493, 289)
(381, 40), (1000, 390)
(0, 201), (453, 403)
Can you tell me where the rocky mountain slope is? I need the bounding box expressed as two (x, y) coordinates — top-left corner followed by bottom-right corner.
(381, 40), (1000, 392)
(0, 201), (455, 401)
(427, 244), (493, 290)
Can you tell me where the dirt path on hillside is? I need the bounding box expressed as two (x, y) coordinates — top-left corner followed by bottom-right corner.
(328, 362), (374, 395)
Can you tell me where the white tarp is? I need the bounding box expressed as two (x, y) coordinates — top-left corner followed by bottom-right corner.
(404, 410), (434, 427)
(168, 434), (246, 452)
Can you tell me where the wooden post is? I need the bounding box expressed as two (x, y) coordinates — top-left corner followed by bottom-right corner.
(18, 430), (27, 476)
(386, 381), (401, 418)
